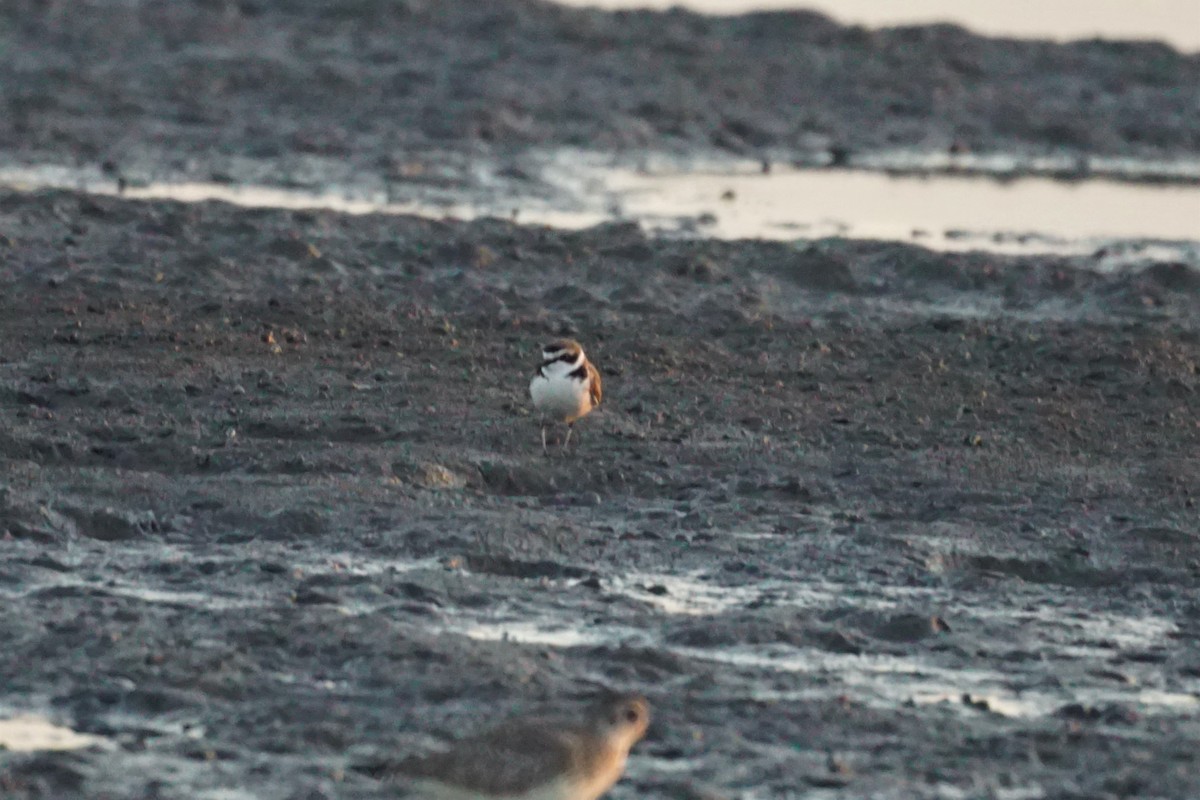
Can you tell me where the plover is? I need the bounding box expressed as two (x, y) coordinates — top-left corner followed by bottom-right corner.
(529, 339), (602, 454)
(394, 693), (649, 800)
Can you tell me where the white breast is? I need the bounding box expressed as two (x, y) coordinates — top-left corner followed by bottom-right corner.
(530, 362), (590, 421)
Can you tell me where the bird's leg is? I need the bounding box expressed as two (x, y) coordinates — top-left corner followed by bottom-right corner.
(562, 421), (575, 452)
(541, 420), (549, 456)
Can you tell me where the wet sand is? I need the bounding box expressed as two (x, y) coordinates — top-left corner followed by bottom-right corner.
(1, 2), (1199, 799)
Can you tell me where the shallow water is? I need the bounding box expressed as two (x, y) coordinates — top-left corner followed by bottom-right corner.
(554, 0), (1200, 51)
(0, 715), (111, 752)
(597, 163), (1200, 253)
(4, 153), (1199, 260)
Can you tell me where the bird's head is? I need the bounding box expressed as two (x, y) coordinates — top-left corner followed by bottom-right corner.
(590, 693), (650, 749)
(542, 339), (583, 363)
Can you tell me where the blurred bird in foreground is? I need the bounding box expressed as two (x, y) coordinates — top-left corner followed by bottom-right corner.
(393, 693), (649, 800)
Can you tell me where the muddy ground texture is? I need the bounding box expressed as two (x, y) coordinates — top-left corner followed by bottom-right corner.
(3, 1), (1200, 798)
(4, 0), (1200, 188)
(0, 189), (1197, 799)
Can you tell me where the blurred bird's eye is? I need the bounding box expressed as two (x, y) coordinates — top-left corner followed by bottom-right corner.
(624, 706), (641, 723)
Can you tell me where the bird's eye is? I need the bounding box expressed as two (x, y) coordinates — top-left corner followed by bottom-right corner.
(624, 706), (641, 723)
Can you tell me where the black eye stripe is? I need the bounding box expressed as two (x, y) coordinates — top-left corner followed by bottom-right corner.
(541, 352), (578, 368)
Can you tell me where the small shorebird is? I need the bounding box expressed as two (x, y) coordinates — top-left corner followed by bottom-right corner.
(394, 693), (649, 800)
(529, 339), (602, 454)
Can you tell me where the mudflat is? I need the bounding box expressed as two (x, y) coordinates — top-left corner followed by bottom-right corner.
(1, 190), (1197, 798)
(3, 0), (1199, 180)
(1, 2), (1199, 799)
